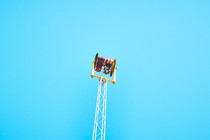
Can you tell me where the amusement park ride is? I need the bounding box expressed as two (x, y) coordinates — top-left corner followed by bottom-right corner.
(91, 53), (117, 140)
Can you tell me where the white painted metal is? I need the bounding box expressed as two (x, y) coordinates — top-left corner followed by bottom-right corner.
(92, 78), (108, 140)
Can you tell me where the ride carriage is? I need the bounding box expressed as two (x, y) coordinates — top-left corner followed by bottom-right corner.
(94, 53), (116, 77)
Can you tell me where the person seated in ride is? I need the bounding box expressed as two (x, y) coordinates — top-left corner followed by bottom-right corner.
(95, 57), (105, 72)
(103, 57), (112, 74)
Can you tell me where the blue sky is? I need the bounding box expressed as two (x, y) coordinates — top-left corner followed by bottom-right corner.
(0, 0), (210, 140)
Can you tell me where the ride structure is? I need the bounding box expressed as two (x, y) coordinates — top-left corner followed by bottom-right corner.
(91, 53), (117, 140)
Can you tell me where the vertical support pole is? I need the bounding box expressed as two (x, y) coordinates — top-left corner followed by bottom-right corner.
(91, 62), (94, 78)
(92, 78), (108, 140)
(113, 68), (116, 84)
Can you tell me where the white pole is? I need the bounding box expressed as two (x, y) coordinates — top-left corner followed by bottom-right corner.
(92, 78), (108, 140)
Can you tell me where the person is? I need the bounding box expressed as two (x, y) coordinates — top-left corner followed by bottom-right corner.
(103, 57), (112, 74)
(95, 57), (105, 72)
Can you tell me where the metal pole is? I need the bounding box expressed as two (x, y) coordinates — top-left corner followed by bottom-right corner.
(92, 78), (108, 140)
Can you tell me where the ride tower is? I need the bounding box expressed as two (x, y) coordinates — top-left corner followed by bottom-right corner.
(91, 53), (117, 140)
